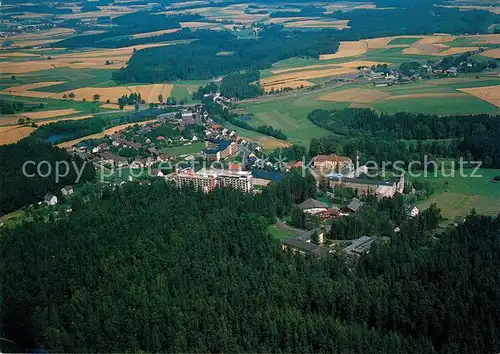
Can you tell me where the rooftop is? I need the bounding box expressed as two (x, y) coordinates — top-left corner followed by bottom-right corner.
(347, 197), (364, 212)
(330, 176), (396, 187)
(297, 198), (329, 211)
(283, 237), (319, 252)
(315, 154), (352, 164)
(251, 169), (286, 182)
(343, 236), (377, 254)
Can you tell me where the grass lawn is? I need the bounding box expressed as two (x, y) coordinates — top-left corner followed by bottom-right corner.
(413, 168), (500, 220)
(162, 142), (204, 156)
(223, 121), (291, 150)
(240, 95), (343, 145)
(388, 37), (421, 45)
(267, 225), (292, 240)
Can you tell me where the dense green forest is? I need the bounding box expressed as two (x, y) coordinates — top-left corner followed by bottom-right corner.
(220, 71), (264, 100)
(2, 174), (500, 352)
(112, 27), (339, 82)
(308, 108), (500, 167)
(192, 70), (264, 100)
(0, 140), (95, 215)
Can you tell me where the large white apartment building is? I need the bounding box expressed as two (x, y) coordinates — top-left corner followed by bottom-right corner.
(168, 168), (253, 193)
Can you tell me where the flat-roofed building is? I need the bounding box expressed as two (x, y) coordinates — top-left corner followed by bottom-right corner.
(168, 168), (253, 193)
(204, 139), (238, 161)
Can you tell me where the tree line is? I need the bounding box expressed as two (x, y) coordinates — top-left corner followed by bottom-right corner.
(308, 108), (500, 167)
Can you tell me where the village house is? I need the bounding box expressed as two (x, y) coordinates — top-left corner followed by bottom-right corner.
(100, 152), (128, 167)
(346, 197), (364, 213)
(61, 185), (74, 196)
(405, 204), (420, 218)
(44, 193), (58, 206)
(454, 215), (466, 227)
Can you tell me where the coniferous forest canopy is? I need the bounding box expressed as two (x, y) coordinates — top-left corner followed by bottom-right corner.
(0, 140), (95, 215)
(2, 179), (500, 352)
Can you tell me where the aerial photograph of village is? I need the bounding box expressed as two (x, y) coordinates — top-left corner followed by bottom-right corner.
(0, 0), (499, 352)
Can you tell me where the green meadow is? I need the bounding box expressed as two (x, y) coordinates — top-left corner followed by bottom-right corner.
(388, 37), (421, 45)
(162, 142), (205, 156)
(414, 168), (500, 220)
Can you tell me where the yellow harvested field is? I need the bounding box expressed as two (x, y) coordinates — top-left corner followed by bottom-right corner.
(261, 67), (357, 86)
(262, 80), (313, 92)
(250, 136), (291, 150)
(100, 103), (135, 111)
(5, 28), (74, 42)
(481, 48), (500, 59)
(0, 42), (184, 73)
(436, 47), (479, 56)
(0, 115), (25, 126)
(403, 44), (448, 55)
(180, 21), (221, 28)
(0, 52), (40, 57)
(467, 34), (500, 45)
(319, 88), (391, 103)
(319, 41), (367, 60)
(21, 109), (80, 120)
(341, 60), (391, 68)
(284, 20), (350, 29)
(267, 17), (309, 24)
(37, 115), (94, 126)
(169, 1), (209, 8)
(381, 93), (469, 101)
(417, 35), (456, 45)
(12, 13), (49, 19)
(131, 28), (180, 39)
(439, 5), (500, 14)
(0, 126), (36, 145)
(326, 3), (377, 12)
(2, 81), (65, 98)
(58, 119), (157, 148)
(10, 39), (60, 48)
(459, 86), (500, 107)
(272, 60), (390, 75)
(399, 35), (457, 55)
(55, 84), (174, 103)
(58, 9), (135, 19)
